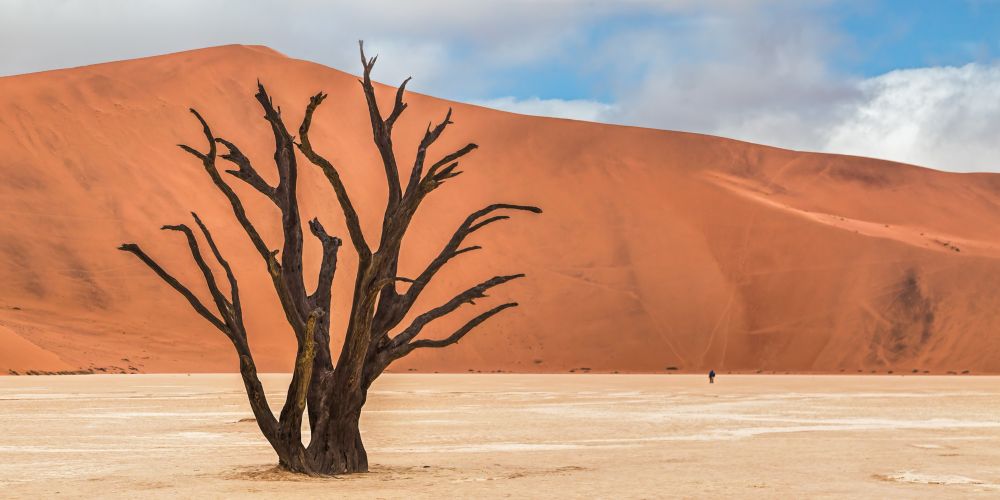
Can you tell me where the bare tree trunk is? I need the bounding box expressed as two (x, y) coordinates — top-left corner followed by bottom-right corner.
(306, 407), (368, 474)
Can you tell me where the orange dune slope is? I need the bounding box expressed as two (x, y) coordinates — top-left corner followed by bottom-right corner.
(2, 45), (1000, 374)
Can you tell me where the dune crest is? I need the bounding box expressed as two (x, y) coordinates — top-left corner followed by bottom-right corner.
(2, 45), (1000, 374)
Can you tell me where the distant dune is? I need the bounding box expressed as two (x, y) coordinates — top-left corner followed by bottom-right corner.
(2, 45), (1000, 374)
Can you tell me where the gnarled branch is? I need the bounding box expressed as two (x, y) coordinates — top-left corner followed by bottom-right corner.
(191, 212), (245, 336)
(178, 109), (272, 264)
(215, 137), (277, 202)
(385, 76), (412, 132)
(388, 274), (524, 351)
(390, 303), (519, 360)
(359, 40), (403, 209)
(419, 143), (478, 194)
(117, 243), (227, 333)
(297, 91), (372, 258)
(161, 222), (233, 325)
(253, 82), (313, 336)
(308, 217), (342, 309)
(385, 204), (540, 329)
(406, 109), (451, 193)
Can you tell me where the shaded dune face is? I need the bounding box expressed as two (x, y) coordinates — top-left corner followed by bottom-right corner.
(1, 45), (1000, 374)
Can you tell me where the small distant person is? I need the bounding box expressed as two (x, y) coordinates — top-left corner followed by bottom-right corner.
(709, 369), (716, 384)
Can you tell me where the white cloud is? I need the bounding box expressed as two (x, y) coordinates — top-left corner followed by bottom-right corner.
(609, 56), (1000, 172)
(471, 96), (616, 122)
(823, 64), (1000, 172)
(594, 5), (861, 151)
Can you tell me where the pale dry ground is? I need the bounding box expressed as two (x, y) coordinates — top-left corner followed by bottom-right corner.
(1, 375), (999, 498)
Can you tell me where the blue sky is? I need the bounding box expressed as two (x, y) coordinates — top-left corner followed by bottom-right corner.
(839, 1), (1000, 74)
(2, 0), (1000, 171)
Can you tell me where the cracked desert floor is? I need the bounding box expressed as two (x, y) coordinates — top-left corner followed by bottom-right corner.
(1, 374), (999, 498)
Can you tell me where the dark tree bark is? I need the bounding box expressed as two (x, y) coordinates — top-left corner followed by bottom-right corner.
(118, 41), (540, 476)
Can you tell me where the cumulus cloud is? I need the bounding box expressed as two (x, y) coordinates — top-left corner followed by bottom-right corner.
(612, 52), (1000, 172)
(471, 97), (616, 122)
(597, 5), (859, 152)
(824, 64), (1000, 172)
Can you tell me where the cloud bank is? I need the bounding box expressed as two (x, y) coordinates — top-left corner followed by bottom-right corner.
(2, 1), (999, 171)
(824, 64), (1000, 171)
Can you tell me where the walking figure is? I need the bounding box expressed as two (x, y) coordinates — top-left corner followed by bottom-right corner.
(709, 369), (716, 384)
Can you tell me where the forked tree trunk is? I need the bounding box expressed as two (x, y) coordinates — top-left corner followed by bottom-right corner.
(304, 411), (368, 474)
(272, 412), (367, 475)
(118, 41), (540, 475)
(301, 376), (369, 475)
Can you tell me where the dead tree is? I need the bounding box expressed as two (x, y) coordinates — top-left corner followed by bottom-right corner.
(118, 42), (540, 475)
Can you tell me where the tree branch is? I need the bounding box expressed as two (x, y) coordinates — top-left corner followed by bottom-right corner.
(405, 204), (540, 300)
(358, 40), (403, 209)
(215, 137), (277, 202)
(420, 143), (478, 193)
(385, 76), (412, 132)
(406, 109), (452, 194)
(120, 237), (281, 448)
(190, 212), (244, 335)
(391, 303), (519, 360)
(370, 204), (540, 342)
(468, 215), (509, 233)
(452, 245), (482, 257)
(178, 109), (272, 264)
(117, 243), (227, 333)
(307, 218), (342, 309)
(389, 274), (524, 350)
(255, 82), (309, 333)
(161, 222), (233, 323)
(297, 91), (372, 258)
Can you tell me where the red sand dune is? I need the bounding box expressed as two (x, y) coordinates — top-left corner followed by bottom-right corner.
(2, 45), (1000, 374)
